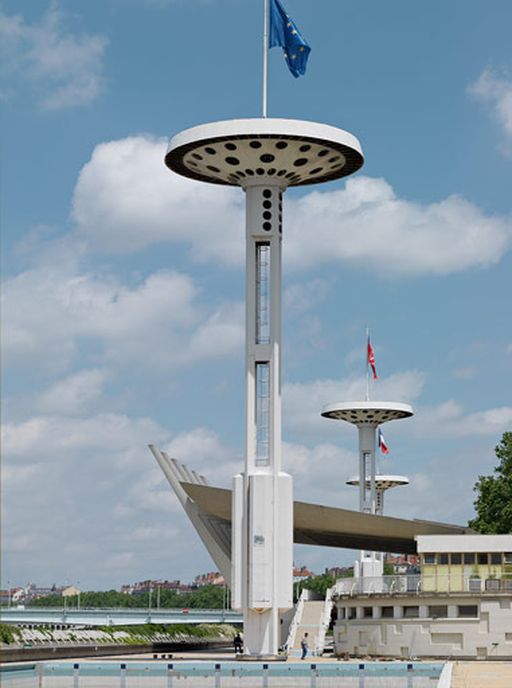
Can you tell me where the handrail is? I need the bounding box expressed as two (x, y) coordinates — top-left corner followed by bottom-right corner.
(285, 589), (306, 654)
(334, 572), (512, 597)
(314, 586), (334, 656)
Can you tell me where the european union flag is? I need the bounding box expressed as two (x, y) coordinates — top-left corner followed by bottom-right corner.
(269, 0), (311, 78)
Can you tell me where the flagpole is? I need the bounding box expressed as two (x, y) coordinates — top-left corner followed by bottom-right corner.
(263, 0), (269, 117)
(365, 327), (370, 401)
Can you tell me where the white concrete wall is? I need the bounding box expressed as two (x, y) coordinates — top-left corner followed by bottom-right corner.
(334, 594), (512, 658)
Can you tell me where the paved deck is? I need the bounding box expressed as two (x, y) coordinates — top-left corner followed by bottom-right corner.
(451, 661), (512, 687)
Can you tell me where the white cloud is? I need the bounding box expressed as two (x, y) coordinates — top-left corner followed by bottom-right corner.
(3, 263), (243, 375)
(409, 400), (512, 438)
(285, 177), (512, 275)
(283, 371), (425, 437)
(469, 68), (512, 154)
(283, 441), (357, 508)
(35, 369), (108, 415)
(69, 136), (512, 276)
(71, 136), (244, 263)
(0, 4), (107, 109)
(1, 412), (166, 461)
(283, 278), (332, 314)
(163, 427), (242, 486)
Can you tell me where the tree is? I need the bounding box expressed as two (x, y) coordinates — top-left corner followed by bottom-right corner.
(468, 432), (512, 534)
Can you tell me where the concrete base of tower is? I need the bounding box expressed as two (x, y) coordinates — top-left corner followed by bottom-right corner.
(231, 473), (293, 656)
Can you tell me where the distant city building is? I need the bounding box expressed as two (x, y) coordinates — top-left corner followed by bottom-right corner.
(0, 586), (25, 604)
(293, 565), (314, 581)
(194, 572), (225, 587)
(384, 553), (420, 574)
(325, 566), (353, 579)
(120, 579), (192, 595)
(24, 584), (63, 600)
(61, 586), (81, 597)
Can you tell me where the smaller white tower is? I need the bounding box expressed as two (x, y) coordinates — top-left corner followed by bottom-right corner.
(346, 474), (409, 576)
(346, 474), (409, 516)
(321, 401), (413, 579)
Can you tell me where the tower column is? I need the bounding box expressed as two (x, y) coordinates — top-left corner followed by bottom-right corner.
(233, 181), (293, 657)
(321, 401), (414, 584)
(357, 424), (377, 515)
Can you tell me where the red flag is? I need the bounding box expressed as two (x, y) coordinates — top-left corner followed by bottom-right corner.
(367, 338), (378, 380)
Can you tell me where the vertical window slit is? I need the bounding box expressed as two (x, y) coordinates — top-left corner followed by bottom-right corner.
(255, 362), (270, 466)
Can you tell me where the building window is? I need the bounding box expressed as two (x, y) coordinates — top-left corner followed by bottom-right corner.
(339, 608), (346, 620)
(423, 553), (436, 564)
(464, 553), (476, 565)
(438, 553), (449, 565)
(403, 606), (419, 618)
(363, 607), (373, 618)
(504, 552), (512, 564)
(429, 605), (448, 618)
(381, 606), (394, 618)
(348, 608), (356, 620)
(478, 553), (488, 566)
(451, 553), (462, 565)
(490, 553), (502, 565)
(457, 605), (478, 618)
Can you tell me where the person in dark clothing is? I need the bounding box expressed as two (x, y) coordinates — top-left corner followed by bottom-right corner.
(234, 633), (243, 654)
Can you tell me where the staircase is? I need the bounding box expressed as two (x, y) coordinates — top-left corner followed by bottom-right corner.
(286, 588), (334, 657)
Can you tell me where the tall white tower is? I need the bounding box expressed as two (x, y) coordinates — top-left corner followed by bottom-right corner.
(165, 118), (364, 657)
(321, 401), (413, 579)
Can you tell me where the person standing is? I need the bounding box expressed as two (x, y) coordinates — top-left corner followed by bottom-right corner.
(234, 632), (243, 655)
(300, 632), (309, 660)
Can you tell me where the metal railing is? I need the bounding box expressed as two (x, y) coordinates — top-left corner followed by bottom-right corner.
(314, 585), (334, 656)
(284, 588), (307, 653)
(0, 607), (242, 627)
(334, 573), (512, 596)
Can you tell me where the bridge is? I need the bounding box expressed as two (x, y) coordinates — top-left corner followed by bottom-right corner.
(0, 607), (243, 627)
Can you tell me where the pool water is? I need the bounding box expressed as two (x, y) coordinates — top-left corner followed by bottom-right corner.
(1, 660), (444, 687)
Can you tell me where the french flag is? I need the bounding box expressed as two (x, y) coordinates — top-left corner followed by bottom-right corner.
(367, 337), (378, 380)
(378, 428), (390, 455)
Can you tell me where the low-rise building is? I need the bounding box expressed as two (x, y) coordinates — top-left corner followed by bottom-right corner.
(333, 534), (512, 659)
(194, 572), (225, 587)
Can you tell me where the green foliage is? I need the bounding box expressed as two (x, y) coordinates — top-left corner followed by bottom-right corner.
(28, 585), (226, 609)
(383, 562), (395, 576)
(97, 623), (236, 643)
(469, 432), (512, 534)
(0, 623), (20, 644)
(300, 574), (336, 597)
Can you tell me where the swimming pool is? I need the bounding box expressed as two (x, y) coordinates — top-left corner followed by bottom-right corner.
(1, 660), (445, 687)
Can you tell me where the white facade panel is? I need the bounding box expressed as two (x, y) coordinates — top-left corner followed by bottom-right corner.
(248, 474), (274, 608)
(416, 534), (512, 553)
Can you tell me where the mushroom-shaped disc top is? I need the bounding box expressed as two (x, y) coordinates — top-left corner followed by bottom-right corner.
(165, 118), (364, 188)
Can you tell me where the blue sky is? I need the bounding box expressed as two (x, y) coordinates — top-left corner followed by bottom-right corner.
(2, 0), (511, 590)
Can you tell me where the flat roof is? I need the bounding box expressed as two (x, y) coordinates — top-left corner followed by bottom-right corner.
(416, 534), (512, 553)
(182, 483), (473, 555)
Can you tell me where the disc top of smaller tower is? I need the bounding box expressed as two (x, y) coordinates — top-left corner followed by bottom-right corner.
(321, 400), (414, 425)
(346, 474), (410, 490)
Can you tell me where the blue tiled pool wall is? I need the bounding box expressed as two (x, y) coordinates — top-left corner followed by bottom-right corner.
(1, 661), (444, 687)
